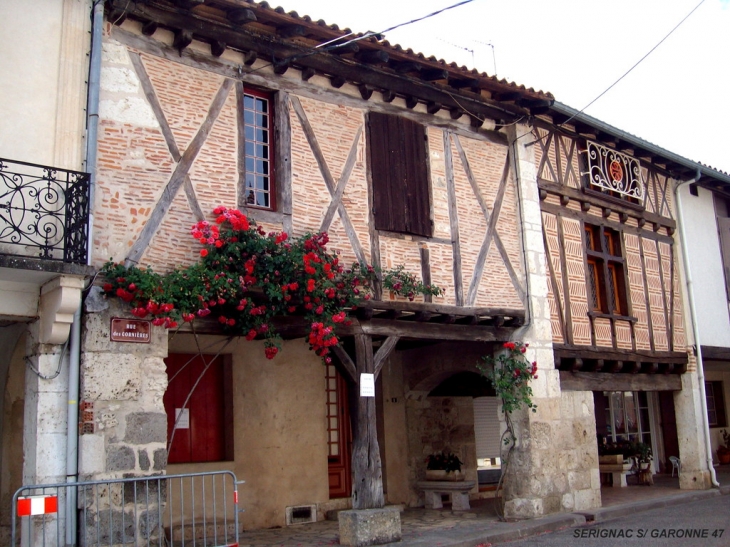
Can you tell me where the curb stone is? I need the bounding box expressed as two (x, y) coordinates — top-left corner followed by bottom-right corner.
(575, 488), (722, 523)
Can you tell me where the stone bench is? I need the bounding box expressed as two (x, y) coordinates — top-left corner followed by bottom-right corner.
(598, 463), (633, 488)
(416, 480), (476, 510)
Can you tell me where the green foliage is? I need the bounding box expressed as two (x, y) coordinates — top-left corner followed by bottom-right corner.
(101, 207), (441, 362)
(382, 265), (443, 301)
(478, 341), (537, 416)
(425, 452), (463, 472)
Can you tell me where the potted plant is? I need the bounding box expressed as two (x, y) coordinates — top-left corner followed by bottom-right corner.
(633, 442), (653, 470)
(717, 429), (730, 465)
(425, 452), (464, 481)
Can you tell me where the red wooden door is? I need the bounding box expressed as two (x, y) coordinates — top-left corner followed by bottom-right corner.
(164, 353), (233, 464)
(326, 364), (352, 498)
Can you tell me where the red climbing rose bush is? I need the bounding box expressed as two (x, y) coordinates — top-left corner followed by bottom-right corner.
(478, 341), (538, 415)
(101, 207), (442, 361)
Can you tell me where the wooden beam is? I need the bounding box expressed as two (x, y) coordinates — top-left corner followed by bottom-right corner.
(449, 78), (480, 91)
(173, 29), (193, 51)
(243, 50), (257, 66)
(125, 78), (233, 265)
(381, 89), (396, 103)
(350, 318), (515, 342)
(420, 68), (449, 81)
(277, 24), (306, 38)
(300, 67), (315, 81)
(405, 96), (418, 109)
(354, 50), (389, 64)
(355, 300), (524, 318)
(373, 336), (399, 379)
(391, 61), (421, 73)
(331, 344), (357, 383)
(106, 0), (528, 124)
(330, 75), (346, 88)
(141, 21), (158, 36)
(352, 333), (385, 509)
(552, 344), (688, 365)
(560, 371), (682, 392)
(443, 131), (464, 306)
(328, 43), (359, 55)
(210, 40), (226, 57)
(359, 84), (374, 100)
(273, 60), (290, 75)
(701, 345), (730, 361)
(228, 8), (257, 25)
(426, 101), (441, 114)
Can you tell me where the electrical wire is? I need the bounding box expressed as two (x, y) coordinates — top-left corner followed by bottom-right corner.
(246, 0), (478, 74)
(558, 0), (707, 129)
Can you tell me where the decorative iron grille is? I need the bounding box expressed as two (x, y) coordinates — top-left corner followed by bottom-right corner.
(581, 141), (645, 203)
(0, 158), (90, 263)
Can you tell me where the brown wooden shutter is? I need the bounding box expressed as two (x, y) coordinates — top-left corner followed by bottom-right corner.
(368, 112), (431, 237)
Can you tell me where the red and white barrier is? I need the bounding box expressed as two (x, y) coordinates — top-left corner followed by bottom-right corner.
(17, 495), (58, 517)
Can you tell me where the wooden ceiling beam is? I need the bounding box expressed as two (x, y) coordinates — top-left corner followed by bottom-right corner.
(227, 7), (257, 25)
(277, 24), (306, 38)
(354, 49), (389, 64)
(420, 68), (449, 81)
(107, 0), (528, 122)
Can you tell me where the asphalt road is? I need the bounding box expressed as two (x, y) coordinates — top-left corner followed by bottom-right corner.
(501, 494), (730, 547)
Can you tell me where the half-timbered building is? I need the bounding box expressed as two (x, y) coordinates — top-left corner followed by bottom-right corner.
(3, 0), (730, 543)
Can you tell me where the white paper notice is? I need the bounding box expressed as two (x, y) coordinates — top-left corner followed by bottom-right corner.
(175, 408), (190, 429)
(360, 373), (375, 397)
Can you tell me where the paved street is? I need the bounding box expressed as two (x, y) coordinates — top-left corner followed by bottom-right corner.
(501, 494), (730, 547)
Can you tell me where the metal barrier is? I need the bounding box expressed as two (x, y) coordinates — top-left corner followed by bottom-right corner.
(12, 471), (243, 547)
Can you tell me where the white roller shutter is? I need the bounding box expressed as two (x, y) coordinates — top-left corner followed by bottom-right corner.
(473, 397), (501, 459)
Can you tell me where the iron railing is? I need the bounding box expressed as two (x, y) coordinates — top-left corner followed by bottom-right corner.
(0, 158), (90, 264)
(12, 471), (243, 547)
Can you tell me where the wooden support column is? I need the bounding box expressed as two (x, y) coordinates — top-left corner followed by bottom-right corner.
(352, 333), (384, 510)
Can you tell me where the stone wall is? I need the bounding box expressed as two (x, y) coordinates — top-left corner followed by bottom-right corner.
(502, 124), (601, 518)
(78, 289), (169, 544)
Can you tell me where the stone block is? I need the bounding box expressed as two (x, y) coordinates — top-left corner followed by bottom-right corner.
(139, 449), (150, 471)
(125, 413), (167, 445)
(79, 434), (106, 475)
(107, 445), (135, 472)
(84, 509), (135, 544)
(561, 492), (575, 511)
(338, 507), (401, 547)
(568, 470), (591, 491)
(153, 448), (167, 471)
(504, 497), (543, 519)
(574, 488), (601, 511)
(82, 353), (142, 401)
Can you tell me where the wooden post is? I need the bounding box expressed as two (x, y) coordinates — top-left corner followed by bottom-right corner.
(351, 333), (384, 509)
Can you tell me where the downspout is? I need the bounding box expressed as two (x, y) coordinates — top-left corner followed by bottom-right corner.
(674, 168), (720, 488)
(66, 2), (103, 545)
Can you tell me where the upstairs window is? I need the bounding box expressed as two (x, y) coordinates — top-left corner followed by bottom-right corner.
(706, 381), (727, 428)
(241, 88), (275, 210)
(585, 223), (628, 316)
(367, 112), (432, 237)
(581, 140), (644, 208)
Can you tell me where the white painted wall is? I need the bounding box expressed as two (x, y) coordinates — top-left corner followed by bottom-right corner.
(0, 0), (64, 165)
(677, 184), (730, 348)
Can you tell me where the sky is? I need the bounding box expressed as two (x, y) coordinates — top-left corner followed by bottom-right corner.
(275, 0), (730, 174)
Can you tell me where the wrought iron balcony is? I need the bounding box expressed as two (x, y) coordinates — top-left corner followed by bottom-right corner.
(0, 158), (90, 264)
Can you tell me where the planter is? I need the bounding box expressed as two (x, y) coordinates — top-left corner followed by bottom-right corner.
(598, 455), (624, 465)
(425, 469), (465, 481)
(718, 450), (730, 465)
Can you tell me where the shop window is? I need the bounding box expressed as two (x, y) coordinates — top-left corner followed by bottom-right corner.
(706, 381), (727, 427)
(164, 354), (234, 464)
(585, 223), (628, 316)
(602, 391), (653, 447)
(367, 112), (432, 237)
(241, 88), (275, 210)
